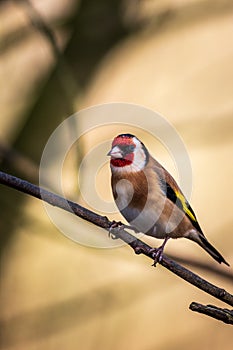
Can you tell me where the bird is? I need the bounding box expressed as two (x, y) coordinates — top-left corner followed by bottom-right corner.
(107, 133), (229, 266)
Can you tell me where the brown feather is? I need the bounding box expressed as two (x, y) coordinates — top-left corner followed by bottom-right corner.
(111, 170), (148, 211)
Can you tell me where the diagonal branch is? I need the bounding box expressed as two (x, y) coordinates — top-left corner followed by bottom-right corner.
(0, 170), (232, 322)
(168, 255), (233, 283)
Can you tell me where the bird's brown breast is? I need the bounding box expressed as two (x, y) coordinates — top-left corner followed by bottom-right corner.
(111, 170), (149, 211)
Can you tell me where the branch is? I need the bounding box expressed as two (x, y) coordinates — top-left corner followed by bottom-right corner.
(0, 170), (233, 321)
(168, 254), (233, 283)
(190, 302), (233, 324)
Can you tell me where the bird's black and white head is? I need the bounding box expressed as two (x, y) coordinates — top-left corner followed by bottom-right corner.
(107, 134), (149, 173)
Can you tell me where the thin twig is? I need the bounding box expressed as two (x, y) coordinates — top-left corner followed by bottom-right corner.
(190, 302), (233, 324)
(0, 171), (233, 316)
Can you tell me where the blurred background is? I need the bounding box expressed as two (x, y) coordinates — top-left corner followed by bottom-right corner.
(0, 0), (233, 349)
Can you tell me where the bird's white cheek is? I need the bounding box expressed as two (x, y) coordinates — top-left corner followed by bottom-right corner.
(115, 179), (134, 211)
(132, 148), (146, 171)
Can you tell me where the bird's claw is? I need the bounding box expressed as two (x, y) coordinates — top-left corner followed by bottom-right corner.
(108, 221), (124, 239)
(149, 247), (164, 267)
(108, 221), (140, 239)
(151, 236), (169, 266)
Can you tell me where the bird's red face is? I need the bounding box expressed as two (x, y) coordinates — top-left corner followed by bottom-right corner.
(108, 134), (136, 168)
(108, 134), (149, 173)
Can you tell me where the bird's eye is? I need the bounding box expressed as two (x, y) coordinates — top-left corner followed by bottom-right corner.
(127, 145), (135, 153)
(120, 144), (135, 153)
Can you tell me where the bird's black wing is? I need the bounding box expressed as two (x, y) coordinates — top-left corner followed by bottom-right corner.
(160, 177), (203, 233)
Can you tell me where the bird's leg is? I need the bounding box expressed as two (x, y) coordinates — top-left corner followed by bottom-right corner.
(151, 236), (170, 266)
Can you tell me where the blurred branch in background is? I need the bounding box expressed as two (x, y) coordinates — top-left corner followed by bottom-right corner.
(19, 0), (61, 57)
(0, 0), (79, 174)
(17, 0), (79, 116)
(0, 0), (81, 189)
(123, 0), (233, 31)
(0, 142), (38, 181)
(0, 170), (232, 324)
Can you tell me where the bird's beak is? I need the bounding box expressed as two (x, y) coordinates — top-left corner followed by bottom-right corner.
(107, 146), (123, 158)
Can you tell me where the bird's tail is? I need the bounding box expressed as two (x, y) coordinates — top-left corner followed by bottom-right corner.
(187, 231), (229, 266)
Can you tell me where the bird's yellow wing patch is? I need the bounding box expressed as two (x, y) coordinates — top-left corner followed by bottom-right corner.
(174, 190), (197, 222)
(159, 176), (202, 232)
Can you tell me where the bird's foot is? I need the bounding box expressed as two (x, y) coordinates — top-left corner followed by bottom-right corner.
(132, 244), (163, 264)
(150, 247), (164, 267)
(108, 221), (124, 239)
(108, 221), (121, 239)
(150, 237), (169, 266)
(108, 221), (139, 239)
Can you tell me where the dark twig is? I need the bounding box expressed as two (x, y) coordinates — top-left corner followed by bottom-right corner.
(190, 302), (233, 324)
(0, 171), (233, 320)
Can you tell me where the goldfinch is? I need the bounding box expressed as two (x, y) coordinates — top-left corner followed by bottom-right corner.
(108, 133), (229, 266)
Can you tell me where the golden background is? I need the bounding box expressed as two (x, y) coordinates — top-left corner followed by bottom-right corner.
(0, 1), (233, 349)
